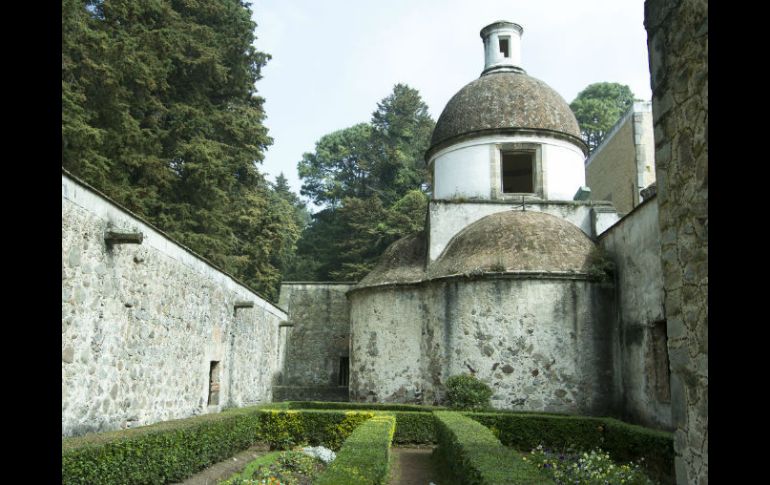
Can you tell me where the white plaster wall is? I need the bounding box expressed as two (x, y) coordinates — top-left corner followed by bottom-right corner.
(427, 200), (605, 262)
(62, 174), (286, 437)
(542, 143), (587, 200)
(433, 144), (492, 199)
(430, 134), (585, 202)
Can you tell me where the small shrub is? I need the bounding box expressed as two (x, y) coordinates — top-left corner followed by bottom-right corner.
(445, 374), (493, 410)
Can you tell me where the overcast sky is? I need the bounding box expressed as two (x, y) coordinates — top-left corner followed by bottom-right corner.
(250, 0), (652, 197)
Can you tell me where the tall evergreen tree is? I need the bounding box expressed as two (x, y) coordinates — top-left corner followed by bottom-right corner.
(289, 84), (434, 281)
(62, 0), (297, 300)
(570, 82), (635, 152)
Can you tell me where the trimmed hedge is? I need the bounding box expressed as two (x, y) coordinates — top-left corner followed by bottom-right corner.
(61, 408), (374, 485)
(285, 400), (445, 412)
(387, 411), (436, 444)
(315, 414), (397, 485)
(258, 409), (373, 450)
(466, 412), (674, 484)
(62, 406), (264, 485)
(433, 411), (554, 485)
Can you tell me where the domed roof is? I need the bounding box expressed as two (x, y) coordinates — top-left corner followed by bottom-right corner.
(428, 72), (585, 157)
(356, 232), (427, 288)
(428, 211), (598, 278)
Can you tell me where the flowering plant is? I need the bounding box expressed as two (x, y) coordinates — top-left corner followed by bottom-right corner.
(525, 445), (655, 485)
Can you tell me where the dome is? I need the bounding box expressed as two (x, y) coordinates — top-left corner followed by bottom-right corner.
(428, 211), (599, 278)
(356, 232), (427, 288)
(427, 72), (585, 157)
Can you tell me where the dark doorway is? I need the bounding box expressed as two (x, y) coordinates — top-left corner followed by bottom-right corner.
(208, 361), (221, 405)
(338, 357), (349, 386)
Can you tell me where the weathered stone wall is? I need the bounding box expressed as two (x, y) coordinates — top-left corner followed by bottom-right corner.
(349, 277), (617, 414)
(62, 173), (286, 437)
(645, 0), (707, 482)
(275, 283), (354, 401)
(600, 197), (672, 430)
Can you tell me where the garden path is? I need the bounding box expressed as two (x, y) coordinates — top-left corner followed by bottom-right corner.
(389, 446), (441, 485)
(171, 443), (269, 485)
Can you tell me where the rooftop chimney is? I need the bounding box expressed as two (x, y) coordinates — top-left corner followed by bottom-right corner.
(480, 21), (524, 76)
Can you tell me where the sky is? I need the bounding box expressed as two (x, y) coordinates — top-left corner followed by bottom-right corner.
(250, 0), (652, 198)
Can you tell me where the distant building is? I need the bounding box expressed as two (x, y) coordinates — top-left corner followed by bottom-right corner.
(585, 101), (655, 215)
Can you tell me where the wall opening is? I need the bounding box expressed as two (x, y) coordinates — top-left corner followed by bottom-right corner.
(499, 37), (510, 58)
(650, 321), (671, 402)
(208, 361), (221, 406)
(502, 151), (534, 193)
(338, 356), (349, 386)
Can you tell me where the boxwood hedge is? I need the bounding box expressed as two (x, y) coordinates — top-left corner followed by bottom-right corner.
(314, 414), (396, 485)
(433, 411), (554, 485)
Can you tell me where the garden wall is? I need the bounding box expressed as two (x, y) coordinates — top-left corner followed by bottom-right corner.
(600, 197), (672, 430)
(275, 282), (355, 401)
(62, 171), (287, 437)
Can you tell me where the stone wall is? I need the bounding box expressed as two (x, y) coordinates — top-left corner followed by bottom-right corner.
(275, 283), (355, 401)
(349, 277), (617, 414)
(600, 197), (672, 430)
(62, 173), (286, 437)
(645, 0), (708, 483)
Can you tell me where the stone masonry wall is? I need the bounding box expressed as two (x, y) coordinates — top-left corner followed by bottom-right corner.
(275, 283), (354, 401)
(600, 197), (672, 430)
(645, 1), (707, 483)
(349, 277), (617, 415)
(62, 173), (286, 437)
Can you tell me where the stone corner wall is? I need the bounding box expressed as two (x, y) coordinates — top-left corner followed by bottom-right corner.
(62, 173), (286, 437)
(599, 198), (672, 430)
(645, 0), (708, 483)
(276, 282), (355, 400)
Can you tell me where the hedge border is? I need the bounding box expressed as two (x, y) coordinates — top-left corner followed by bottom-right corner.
(466, 412), (674, 484)
(433, 411), (554, 485)
(61, 408), (375, 485)
(314, 415), (397, 485)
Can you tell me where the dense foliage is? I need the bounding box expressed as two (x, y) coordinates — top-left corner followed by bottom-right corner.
(445, 374), (494, 410)
(570, 82), (635, 152)
(62, 0), (301, 300)
(433, 411), (554, 485)
(526, 446), (655, 485)
(314, 415), (396, 485)
(287, 84), (434, 281)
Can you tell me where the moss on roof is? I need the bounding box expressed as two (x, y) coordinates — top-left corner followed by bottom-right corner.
(429, 72), (582, 152)
(356, 232), (427, 287)
(428, 211), (599, 278)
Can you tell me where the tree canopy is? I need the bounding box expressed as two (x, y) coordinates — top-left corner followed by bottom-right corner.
(62, 0), (300, 300)
(570, 82), (635, 152)
(287, 84), (434, 281)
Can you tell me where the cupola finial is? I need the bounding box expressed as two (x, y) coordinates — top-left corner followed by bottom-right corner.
(480, 21), (525, 76)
